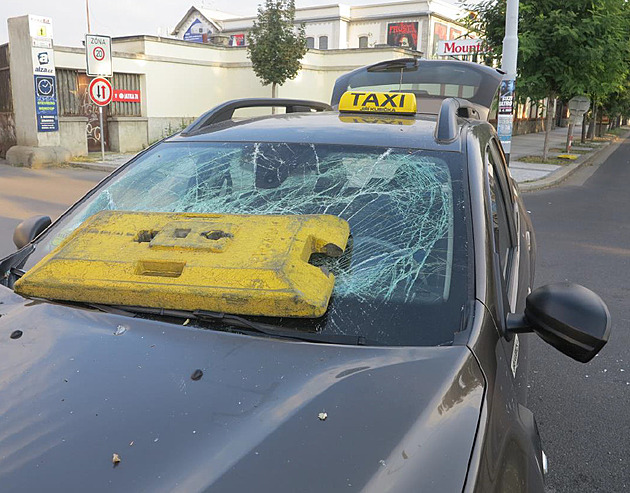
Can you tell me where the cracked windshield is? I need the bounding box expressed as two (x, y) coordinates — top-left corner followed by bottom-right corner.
(27, 141), (470, 346)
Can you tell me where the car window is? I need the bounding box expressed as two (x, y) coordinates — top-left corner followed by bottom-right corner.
(486, 147), (514, 281)
(26, 142), (470, 347)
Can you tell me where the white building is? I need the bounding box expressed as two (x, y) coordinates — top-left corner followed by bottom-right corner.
(1, 14), (419, 165)
(171, 1), (468, 56)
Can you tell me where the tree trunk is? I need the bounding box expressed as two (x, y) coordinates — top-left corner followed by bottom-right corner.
(580, 113), (586, 144)
(542, 96), (554, 161)
(271, 82), (277, 114)
(587, 105), (597, 140)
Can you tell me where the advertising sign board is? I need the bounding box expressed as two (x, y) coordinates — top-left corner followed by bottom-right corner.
(387, 22), (418, 50)
(28, 15), (53, 40)
(183, 18), (209, 43)
(497, 79), (516, 155)
(230, 34), (245, 47)
(437, 39), (489, 57)
(34, 74), (58, 132)
(86, 34), (112, 76)
(32, 48), (55, 75)
(112, 89), (141, 103)
(28, 16), (58, 132)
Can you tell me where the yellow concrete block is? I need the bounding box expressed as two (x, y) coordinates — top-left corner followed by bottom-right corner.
(14, 211), (350, 317)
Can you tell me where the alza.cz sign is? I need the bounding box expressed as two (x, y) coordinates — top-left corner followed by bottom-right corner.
(113, 89), (141, 103)
(437, 39), (490, 56)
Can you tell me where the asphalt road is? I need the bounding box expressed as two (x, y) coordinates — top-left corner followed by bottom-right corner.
(0, 164), (107, 255)
(524, 135), (630, 492)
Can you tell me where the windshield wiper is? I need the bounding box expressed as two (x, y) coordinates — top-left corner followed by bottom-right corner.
(94, 304), (378, 346)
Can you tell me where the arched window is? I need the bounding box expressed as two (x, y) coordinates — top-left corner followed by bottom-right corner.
(319, 36), (328, 50)
(358, 36), (368, 48)
(306, 37), (315, 49)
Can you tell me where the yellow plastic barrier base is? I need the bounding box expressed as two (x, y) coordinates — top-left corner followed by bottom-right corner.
(15, 211), (350, 318)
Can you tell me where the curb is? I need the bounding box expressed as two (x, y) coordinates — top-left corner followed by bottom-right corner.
(68, 161), (120, 172)
(518, 130), (630, 192)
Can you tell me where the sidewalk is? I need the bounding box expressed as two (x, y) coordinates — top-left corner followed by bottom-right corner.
(68, 152), (136, 172)
(509, 124), (629, 191)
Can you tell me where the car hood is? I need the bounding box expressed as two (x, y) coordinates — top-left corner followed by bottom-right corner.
(0, 286), (484, 492)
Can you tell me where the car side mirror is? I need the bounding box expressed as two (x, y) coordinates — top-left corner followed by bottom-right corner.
(507, 283), (610, 363)
(13, 215), (52, 249)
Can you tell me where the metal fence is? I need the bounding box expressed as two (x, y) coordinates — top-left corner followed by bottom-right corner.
(57, 68), (81, 116)
(110, 72), (141, 117)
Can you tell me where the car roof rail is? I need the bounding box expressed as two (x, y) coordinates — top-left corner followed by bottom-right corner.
(434, 97), (482, 143)
(181, 98), (332, 135)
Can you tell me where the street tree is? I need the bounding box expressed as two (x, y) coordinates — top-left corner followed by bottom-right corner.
(247, 0), (307, 100)
(464, 0), (630, 159)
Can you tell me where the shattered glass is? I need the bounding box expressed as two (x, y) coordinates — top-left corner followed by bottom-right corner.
(28, 142), (470, 346)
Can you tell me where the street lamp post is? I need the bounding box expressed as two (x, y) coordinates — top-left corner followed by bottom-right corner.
(498, 0), (519, 164)
(86, 0), (91, 33)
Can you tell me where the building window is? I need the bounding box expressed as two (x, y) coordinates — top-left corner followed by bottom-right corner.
(358, 36), (368, 48)
(319, 36), (328, 50)
(306, 37), (315, 49)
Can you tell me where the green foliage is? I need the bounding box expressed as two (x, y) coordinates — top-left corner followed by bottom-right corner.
(462, 0), (630, 104)
(246, 0), (307, 88)
(604, 74), (630, 119)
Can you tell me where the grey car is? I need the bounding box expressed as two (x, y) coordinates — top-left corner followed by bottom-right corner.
(0, 59), (609, 492)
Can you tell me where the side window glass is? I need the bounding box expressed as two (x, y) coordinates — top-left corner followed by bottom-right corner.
(489, 139), (516, 212)
(487, 150), (513, 281)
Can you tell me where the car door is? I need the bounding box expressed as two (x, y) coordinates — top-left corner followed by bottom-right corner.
(466, 134), (545, 493)
(485, 140), (530, 401)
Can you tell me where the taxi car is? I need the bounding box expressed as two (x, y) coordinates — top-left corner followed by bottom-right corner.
(0, 59), (610, 492)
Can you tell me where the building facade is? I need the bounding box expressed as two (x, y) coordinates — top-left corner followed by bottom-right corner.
(0, 14), (419, 165)
(171, 1), (468, 57)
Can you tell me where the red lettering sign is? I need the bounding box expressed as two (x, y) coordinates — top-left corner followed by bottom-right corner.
(438, 39), (491, 56)
(112, 89), (141, 103)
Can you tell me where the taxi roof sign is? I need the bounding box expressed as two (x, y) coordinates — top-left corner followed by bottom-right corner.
(339, 91), (417, 115)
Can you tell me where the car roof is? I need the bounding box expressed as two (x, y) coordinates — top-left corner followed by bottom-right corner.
(166, 110), (467, 153)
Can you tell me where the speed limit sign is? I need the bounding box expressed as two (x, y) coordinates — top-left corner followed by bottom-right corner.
(88, 77), (113, 106)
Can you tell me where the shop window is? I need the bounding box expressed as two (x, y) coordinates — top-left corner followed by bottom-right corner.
(319, 36), (328, 50)
(359, 36), (368, 48)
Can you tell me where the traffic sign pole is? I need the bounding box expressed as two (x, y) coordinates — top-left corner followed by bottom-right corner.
(88, 77), (113, 160)
(99, 106), (105, 161)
